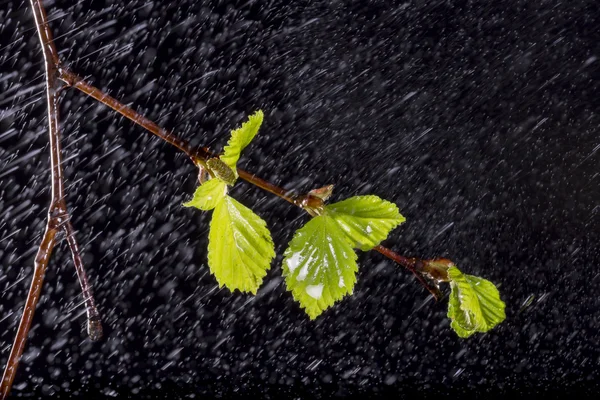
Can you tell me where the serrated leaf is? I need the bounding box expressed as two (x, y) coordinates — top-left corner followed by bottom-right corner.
(208, 195), (275, 294)
(447, 266), (506, 338)
(183, 179), (227, 210)
(283, 215), (358, 319)
(220, 110), (264, 173)
(326, 195), (406, 251)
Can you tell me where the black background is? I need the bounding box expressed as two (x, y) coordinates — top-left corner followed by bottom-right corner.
(1, 0), (599, 398)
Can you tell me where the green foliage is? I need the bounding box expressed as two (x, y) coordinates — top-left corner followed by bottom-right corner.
(209, 196), (275, 294)
(326, 195), (405, 251)
(283, 195), (405, 318)
(447, 266), (506, 338)
(185, 110), (273, 293)
(283, 215), (358, 319)
(220, 110), (264, 176)
(183, 111), (506, 336)
(183, 179), (227, 210)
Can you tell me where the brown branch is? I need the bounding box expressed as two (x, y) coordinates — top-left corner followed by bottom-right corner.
(236, 170), (300, 206)
(58, 69), (302, 206)
(59, 69), (211, 166)
(4, 0), (446, 396)
(0, 224), (57, 399)
(63, 221), (102, 340)
(58, 65), (442, 298)
(0, 1), (102, 398)
(373, 246), (443, 299)
(30, 0), (102, 339)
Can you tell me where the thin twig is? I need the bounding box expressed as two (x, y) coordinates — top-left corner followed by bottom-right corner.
(373, 246), (443, 299)
(0, 224), (57, 399)
(64, 221), (102, 340)
(4, 0), (445, 396)
(29, 0), (102, 339)
(59, 64), (441, 298)
(58, 69), (301, 205)
(59, 69), (211, 165)
(0, 1), (102, 398)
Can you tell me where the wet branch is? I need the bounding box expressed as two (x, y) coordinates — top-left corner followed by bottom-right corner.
(59, 69), (302, 206)
(3, 0), (443, 397)
(0, 1), (102, 398)
(57, 21), (444, 299)
(59, 68), (442, 297)
(0, 224), (56, 399)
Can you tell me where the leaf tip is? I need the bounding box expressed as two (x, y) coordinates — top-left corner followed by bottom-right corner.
(250, 109), (264, 121)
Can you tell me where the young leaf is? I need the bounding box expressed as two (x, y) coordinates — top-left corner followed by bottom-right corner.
(447, 266), (506, 338)
(220, 110), (264, 173)
(326, 195), (406, 251)
(283, 215), (358, 319)
(208, 195), (275, 294)
(182, 179), (227, 210)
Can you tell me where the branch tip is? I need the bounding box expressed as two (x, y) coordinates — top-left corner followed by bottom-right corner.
(87, 316), (103, 341)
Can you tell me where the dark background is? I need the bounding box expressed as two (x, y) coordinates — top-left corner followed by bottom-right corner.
(1, 0), (599, 398)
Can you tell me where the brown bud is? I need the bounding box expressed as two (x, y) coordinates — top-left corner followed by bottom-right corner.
(300, 194), (325, 210)
(421, 258), (454, 282)
(308, 184), (334, 201)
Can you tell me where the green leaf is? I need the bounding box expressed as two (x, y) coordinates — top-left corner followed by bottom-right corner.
(208, 195), (275, 294)
(220, 110), (264, 173)
(283, 215), (358, 319)
(326, 195), (406, 251)
(447, 266), (506, 338)
(183, 179), (227, 210)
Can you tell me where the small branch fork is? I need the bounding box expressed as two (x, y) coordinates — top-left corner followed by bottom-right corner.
(1, 0), (443, 397)
(0, 1), (102, 398)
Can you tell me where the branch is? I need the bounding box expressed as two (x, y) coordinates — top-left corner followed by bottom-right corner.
(64, 221), (103, 340)
(59, 69), (211, 165)
(0, 0), (499, 396)
(0, 224), (57, 399)
(373, 246), (442, 299)
(29, 0), (102, 340)
(58, 66), (442, 299)
(1, 1), (102, 398)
